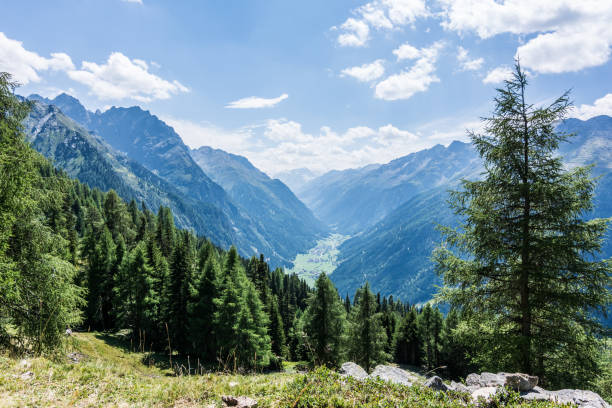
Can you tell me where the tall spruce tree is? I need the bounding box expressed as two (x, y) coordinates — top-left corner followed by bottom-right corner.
(168, 229), (195, 353)
(348, 283), (389, 372)
(302, 273), (347, 367)
(189, 256), (220, 361)
(0, 73), (83, 351)
(434, 62), (612, 381)
(115, 242), (156, 343)
(394, 307), (420, 366)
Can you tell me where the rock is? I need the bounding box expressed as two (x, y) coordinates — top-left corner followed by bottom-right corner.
(221, 395), (257, 408)
(521, 386), (554, 402)
(67, 352), (87, 364)
(424, 376), (448, 392)
(466, 372), (504, 387)
(339, 362), (368, 380)
(504, 373), (538, 391)
(465, 373), (481, 386)
(370, 365), (417, 386)
(448, 381), (470, 394)
(471, 386), (498, 401)
(548, 389), (610, 408)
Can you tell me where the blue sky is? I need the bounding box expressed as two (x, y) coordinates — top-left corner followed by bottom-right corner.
(2, 0), (612, 175)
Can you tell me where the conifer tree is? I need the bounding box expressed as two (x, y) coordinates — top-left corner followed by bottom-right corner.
(85, 226), (116, 330)
(213, 247), (245, 363)
(189, 257), (220, 361)
(268, 294), (286, 357)
(394, 307), (420, 366)
(302, 273), (347, 367)
(434, 62), (612, 380)
(0, 73), (84, 351)
(156, 206), (175, 258)
(440, 308), (469, 378)
(168, 230), (195, 353)
(115, 242), (156, 342)
(237, 281), (271, 368)
(348, 283), (389, 372)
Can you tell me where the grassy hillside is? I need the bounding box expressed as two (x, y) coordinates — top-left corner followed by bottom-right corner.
(0, 333), (572, 407)
(0, 332), (293, 407)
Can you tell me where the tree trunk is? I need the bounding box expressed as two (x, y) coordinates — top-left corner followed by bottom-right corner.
(520, 77), (532, 374)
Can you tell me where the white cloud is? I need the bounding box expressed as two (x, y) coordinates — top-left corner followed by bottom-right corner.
(68, 52), (188, 102)
(163, 116), (255, 153)
(375, 42), (443, 100)
(167, 114), (430, 174)
(482, 65), (513, 84)
(439, 0), (612, 74)
(337, 18), (370, 47)
(457, 46), (483, 71)
(572, 93), (612, 120)
(225, 93), (288, 109)
(393, 43), (422, 60)
(122, 0), (143, 4)
(255, 121), (422, 174)
(341, 59), (385, 82)
(0, 32), (74, 85)
(517, 30), (611, 74)
(335, 0), (429, 47)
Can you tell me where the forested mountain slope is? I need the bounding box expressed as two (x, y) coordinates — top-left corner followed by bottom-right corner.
(331, 116), (612, 304)
(299, 142), (480, 234)
(191, 146), (327, 259)
(27, 93), (322, 266)
(22, 99), (243, 248)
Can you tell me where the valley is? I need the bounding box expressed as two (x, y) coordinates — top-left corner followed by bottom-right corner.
(285, 233), (349, 286)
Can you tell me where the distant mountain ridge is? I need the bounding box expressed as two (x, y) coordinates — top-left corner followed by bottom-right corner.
(302, 116), (612, 304)
(22, 98), (238, 247)
(298, 141), (480, 234)
(26, 93), (324, 266)
(190, 146), (327, 261)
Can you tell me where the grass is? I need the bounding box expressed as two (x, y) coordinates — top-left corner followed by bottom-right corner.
(0, 332), (575, 407)
(0, 332), (293, 407)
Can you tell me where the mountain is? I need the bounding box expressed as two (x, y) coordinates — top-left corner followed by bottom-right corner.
(274, 168), (318, 195)
(323, 116), (612, 303)
(190, 146), (326, 261)
(299, 142), (480, 234)
(22, 98), (244, 248)
(26, 94), (322, 265)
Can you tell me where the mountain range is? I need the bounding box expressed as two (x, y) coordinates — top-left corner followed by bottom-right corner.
(23, 92), (612, 307)
(24, 93), (326, 266)
(298, 115), (612, 304)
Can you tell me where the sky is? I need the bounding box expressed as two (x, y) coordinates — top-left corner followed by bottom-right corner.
(2, 0), (612, 176)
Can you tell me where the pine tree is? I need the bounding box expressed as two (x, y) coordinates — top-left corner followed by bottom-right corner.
(348, 283), (389, 372)
(189, 256), (220, 361)
(434, 62), (612, 381)
(237, 281), (271, 368)
(103, 190), (132, 243)
(85, 226), (116, 330)
(268, 294), (286, 357)
(0, 73), (84, 351)
(440, 308), (469, 378)
(168, 230), (195, 353)
(156, 206), (175, 258)
(115, 242), (156, 344)
(213, 247), (245, 364)
(394, 307), (421, 366)
(302, 273), (347, 368)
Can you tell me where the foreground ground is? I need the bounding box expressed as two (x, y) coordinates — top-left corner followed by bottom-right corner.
(0, 332), (573, 407)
